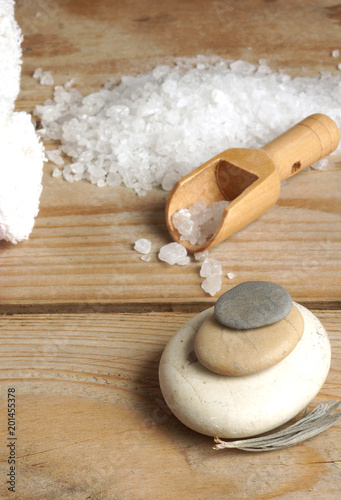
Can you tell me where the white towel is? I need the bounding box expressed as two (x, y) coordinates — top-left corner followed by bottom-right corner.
(0, 1), (44, 243)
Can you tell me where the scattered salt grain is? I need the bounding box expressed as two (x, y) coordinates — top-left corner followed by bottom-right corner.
(64, 79), (75, 89)
(172, 200), (229, 245)
(158, 242), (188, 265)
(34, 56), (341, 195)
(201, 275), (222, 296)
(33, 68), (43, 79)
(134, 238), (152, 254)
(141, 255), (151, 262)
(194, 250), (209, 261)
(311, 158), (329, 171)
(33, 68), (54, 86)
(200, 258), (222, 278)
(46, 149), (64, 166)
(227, 272), (236, 280)
(176, 255), (191, 265)
(52, 167), (62, 178)
(200, 257), (223, 296)
(332, 49), (340, 58)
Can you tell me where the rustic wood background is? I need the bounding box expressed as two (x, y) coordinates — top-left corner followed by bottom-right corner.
(0, 1), (340, 498)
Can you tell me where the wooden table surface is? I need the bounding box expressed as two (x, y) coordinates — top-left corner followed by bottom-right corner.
(1, 1), (341, 498)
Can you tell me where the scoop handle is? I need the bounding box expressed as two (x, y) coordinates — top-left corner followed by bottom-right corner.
(261, 114), (340, 181)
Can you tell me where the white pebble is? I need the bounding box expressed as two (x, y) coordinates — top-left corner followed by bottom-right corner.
(134, 238), (152, 254)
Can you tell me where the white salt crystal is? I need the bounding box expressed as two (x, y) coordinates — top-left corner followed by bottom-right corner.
(230, 60), (256, 75)
(194, 250), (209, 261)
(40, 71), (54, 86)
(161, 172), (178, 191)
(188, 200), (206, 215)
(332, 49), (340, 58)
(200, 257), (223, 295)
(70, 162), (85, 174)
(141, 254), (151, 262)
(172, 208), (191, 229)
(64, 79), (75, 89)
(33, 68), (43, 79)
(52, 167), (62, 178)
(227, 272), (236, 279)
(134, 238), (152, 254)
(200, 258), (222, 278)
(201, 275), (222, 296)
(158, 242), (188, 265)
(46, 149), (64, 165)
(311, 158), (329, 171)
(107, 172), (122, 187)
(173, 199), (229, 245)
(33, 68), (54, 85)
(176, 256), (191, 265)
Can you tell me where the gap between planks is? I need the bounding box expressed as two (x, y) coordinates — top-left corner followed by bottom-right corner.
(0, 299), (340, 316)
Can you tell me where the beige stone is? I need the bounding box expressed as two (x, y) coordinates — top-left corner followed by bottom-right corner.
(194, 304), (304, 376)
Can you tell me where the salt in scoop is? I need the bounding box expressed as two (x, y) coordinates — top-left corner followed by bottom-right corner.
(165, 113), (340, 252)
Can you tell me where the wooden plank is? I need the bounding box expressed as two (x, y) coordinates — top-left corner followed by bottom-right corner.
(0, 310), (340, 499)
(1, 1), (340, 312)
(0, 164), (340, 312)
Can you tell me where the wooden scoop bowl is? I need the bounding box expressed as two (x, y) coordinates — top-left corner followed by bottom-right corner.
(165, 113), (340, 253)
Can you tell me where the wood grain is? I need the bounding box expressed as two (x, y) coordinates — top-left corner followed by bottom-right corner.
(0, 311), (340, 500)
(0, 163), (340, 312)
(0, 1), (340, 498)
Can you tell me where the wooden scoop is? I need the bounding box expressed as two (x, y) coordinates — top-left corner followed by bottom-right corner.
(165, 113), (340, 253)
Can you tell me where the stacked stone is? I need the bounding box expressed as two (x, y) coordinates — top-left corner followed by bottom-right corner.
(159, 281), (331, 438)
(195, 281), (304, 376)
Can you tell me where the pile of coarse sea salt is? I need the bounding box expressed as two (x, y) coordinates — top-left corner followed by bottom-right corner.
(35, 56), (341, 195)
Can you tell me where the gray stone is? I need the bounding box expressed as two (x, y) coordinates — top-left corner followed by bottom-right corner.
(214, 281), (292, 329)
